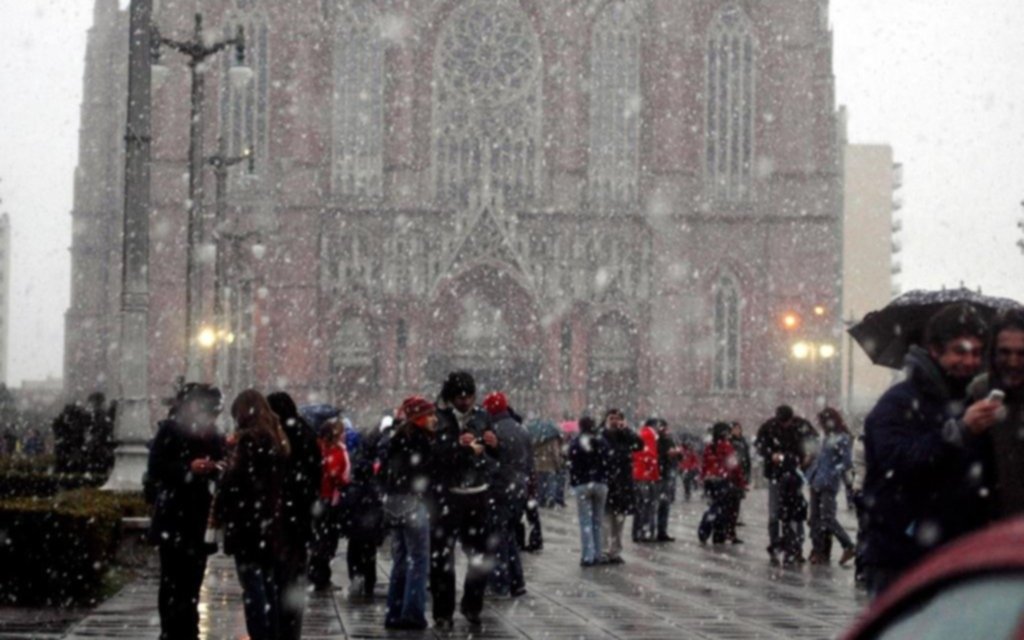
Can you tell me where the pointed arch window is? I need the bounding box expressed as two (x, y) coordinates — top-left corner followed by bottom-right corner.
(706, 4), (755, 201)
(221, 4), (270, 182)
(713, 274), (741, 391)
(332, 1), (384, 198)
(433, 0), (543, 204)
(332, 317), (375, 369)
(589, 2), (640, 208)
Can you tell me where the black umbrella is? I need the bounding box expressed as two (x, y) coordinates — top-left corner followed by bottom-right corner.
(848, 287), (1023, 369)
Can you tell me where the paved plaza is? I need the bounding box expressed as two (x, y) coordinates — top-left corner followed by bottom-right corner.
(7, 488), (869, 640)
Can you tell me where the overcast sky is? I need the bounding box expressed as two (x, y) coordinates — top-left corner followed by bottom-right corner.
(0, 0), (1022, 386)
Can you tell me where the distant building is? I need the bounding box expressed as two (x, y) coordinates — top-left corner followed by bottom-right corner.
(0, 213), (10, 385)
(841, 142), (901, 422)
(15, 376), (65, 414)
(66, 0), (844, 427)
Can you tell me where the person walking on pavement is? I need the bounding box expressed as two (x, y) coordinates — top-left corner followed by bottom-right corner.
(632, 418), (661, 542)
(567, 415), (611, 566)
(755, 405), (808, 565)
(654, 419), (681, 542)
(806, 407), (856, 566)
(483, 391), (531, 597)
(429, 371), (495, 630)
(216, 390), (291, 640)
(145, 383), (226, 640)
(381, 397), (438, 630)
(698, 422), (746, 544)
(600, 408), (643, 563)
(968, 308), (1024, 520)
(308, 414), (350, 591)
(678, 441), (701, 502)
(340, 421), (386, 599)
(266, 392), (322, 640)
(863, 303), (998, 597)
(729, 422), (751, 525)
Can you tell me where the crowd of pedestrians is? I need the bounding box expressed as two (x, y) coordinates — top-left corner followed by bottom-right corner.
(141, 302), (1024, 638)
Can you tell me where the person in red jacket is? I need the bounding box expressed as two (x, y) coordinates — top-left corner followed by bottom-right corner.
(308, 418), (350, 591)
(631, 419), (661, 542)
(698, 422), (747, 544)
(678, 443), (701, 501)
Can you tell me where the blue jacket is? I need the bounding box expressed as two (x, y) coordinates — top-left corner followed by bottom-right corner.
(806, 433), (852, 492)
(862, 346), (991, 572)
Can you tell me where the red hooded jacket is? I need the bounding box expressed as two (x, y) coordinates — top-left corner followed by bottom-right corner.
(632, 425), (661, 483)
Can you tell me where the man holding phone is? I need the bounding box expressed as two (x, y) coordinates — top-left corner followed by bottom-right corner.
(969, 309), (1024, 520)
(862, 303), (997, 597)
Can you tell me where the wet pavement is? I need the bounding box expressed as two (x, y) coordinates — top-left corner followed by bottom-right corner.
(12, 488), (868, 639)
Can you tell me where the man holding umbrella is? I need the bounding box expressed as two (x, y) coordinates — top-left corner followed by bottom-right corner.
(862, 302), (1000, 597)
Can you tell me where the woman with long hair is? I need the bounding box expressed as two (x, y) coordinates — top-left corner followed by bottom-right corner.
(216, 389), (291, 640)
(806, 407), (856, 566)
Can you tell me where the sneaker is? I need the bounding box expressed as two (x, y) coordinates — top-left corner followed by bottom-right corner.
(606, 556), (625, 565)
(656, 535), (676, 542)
(839, 547), (856, 567)
(580, 558), (596, 567)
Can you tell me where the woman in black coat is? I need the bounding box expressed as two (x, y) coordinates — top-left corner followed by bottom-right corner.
(216, 389), (291, 640)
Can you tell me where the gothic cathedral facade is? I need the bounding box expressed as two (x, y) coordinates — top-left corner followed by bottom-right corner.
(66, 0), (842, 427)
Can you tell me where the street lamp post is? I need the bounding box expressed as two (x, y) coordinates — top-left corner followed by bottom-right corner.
(104, 0), (154, 492)
(151, 13), (250, 380)
(207, 136), (253, 398)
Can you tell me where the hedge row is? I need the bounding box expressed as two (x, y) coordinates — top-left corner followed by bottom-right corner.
(0, 489), (148, 606)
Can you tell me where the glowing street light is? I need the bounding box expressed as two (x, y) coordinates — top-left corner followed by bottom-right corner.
(782, 312), (801, 331)
(819, 343), (837, 359)
(792, 341), (812, 360)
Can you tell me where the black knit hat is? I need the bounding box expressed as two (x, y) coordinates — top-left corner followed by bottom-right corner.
(441, 370), (476, 401)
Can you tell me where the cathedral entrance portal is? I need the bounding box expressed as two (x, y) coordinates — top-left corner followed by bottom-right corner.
(425, 264), (542, 415)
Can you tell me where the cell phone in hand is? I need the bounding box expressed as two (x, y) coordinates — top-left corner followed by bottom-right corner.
(987, 389), (1006, 403)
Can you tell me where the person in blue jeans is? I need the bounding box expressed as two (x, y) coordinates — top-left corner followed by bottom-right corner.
(381, 396), (438, 630)
(567, 416), (611, 566)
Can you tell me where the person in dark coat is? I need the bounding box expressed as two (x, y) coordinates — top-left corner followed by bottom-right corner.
(863, 303), (997, 598)
(729, 422), (751, 526)
(653, 419), (680, 542)
(567, 416), (610, 565)
(599, 408), (642, 563)
(754, 405), (808, 565)
(52, 403), (88, 474)
(266, 391), (322, 640)
(340, 425), (385, 599)
(144, 383), (226, 640)
(482, 392), (531, 597)
(381, 397), (437, 630)
(968, 308), (1024, 521)
(216, 390), (291, 640)
(429, 371), (494, 630)
(84, 392), (115, 478)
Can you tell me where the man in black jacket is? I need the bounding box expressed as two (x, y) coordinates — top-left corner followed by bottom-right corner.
(864, 303), (996, 596)
(600, 408), (642, 563)
(145, 384), (226, 640)
(267, 392), (322, 640)
(429, 371), (494, 629)
(754, 405), (807, 565)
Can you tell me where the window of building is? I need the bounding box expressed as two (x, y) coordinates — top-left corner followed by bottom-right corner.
(331, 1), (384, 198)
(221, 3), (270, 182)
(433, 0), (543, 204)
(332, 316), (375, 369)
(713, 274), (741, 391)
(588, 2), (640, 208)
(706, 4), (755, 201)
